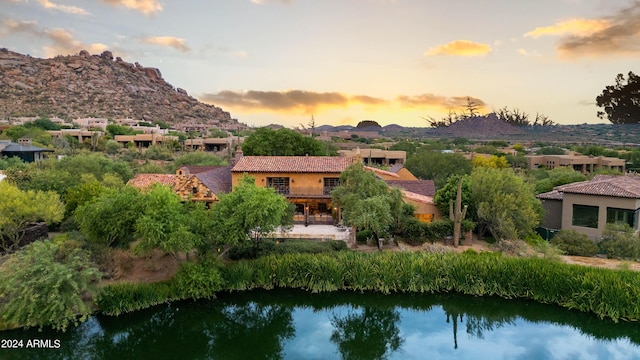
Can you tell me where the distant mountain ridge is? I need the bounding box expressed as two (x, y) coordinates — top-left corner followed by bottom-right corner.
(0, 48), (238, 126)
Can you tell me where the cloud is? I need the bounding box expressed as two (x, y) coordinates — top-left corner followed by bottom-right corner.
(524, 18), (610, 38)
(525, 3), (640, 58)
(141, 36), (190, 52)
(37, 0), (90, 15)
(100, 0), (163, 15)
(397, 94), (487, 112)
(200, 90), (388, 114)
(0, 19), (107, 57)
(517, 48), (541, 57)
(425, 40), (492, 57)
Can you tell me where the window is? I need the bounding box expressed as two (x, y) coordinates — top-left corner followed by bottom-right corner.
(323, 178), (340, 195)
(572, 204), (599, 228)
(267, 177), (290, 194)
(606, 207), (637, 228)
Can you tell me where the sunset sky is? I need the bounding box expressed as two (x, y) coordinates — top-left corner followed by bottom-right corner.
(1, 0), (639, 128)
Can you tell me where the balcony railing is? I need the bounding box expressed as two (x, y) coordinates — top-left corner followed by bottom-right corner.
(269, 186), (337, 196)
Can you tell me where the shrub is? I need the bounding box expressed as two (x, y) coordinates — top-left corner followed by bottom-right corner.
(0, 241), (101, 331)
(97, 282), (171, 316)
(171, 258), (224, 300)
(551, 230), (598, 256)
(227, 239), (347, 260)
(599, 228), (640, 260)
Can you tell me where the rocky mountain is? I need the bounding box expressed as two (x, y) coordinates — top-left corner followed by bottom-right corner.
(0, 48), (238, 126)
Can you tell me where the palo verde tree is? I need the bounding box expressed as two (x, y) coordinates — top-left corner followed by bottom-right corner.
(331, 163), (403, 249)
(405, 147), (472, 188)
(209, 174), (294, 255)
(470, 167), (543, 241)
(596, 71), (640, 124)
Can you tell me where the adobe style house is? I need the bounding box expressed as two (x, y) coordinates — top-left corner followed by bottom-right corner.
(537, 175), (640, 240)
(338, 148), (406, 165)
(526, 154), (625, 174)
(385, 179), (441, 223)
(127, 166), (231, 204)
(114, 133), (178, 148)
(231, 156), (354, 225)
(0, 139), (53, 163)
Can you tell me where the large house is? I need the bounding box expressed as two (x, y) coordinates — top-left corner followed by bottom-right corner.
(537, 175), (640, 240)
(526, 154), (625, 174)
(231, 156), (354, 225)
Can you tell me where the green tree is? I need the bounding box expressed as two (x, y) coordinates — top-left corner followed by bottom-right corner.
(534, 167), (587, 194)
(434, 175), (475, 221)
(471, 167), (543, 241)
(0, 182), (64, 253)
(599, 223), (640, 260)
(242, 127), (328, 156)
(74, 186), (144, 248)
(596, 71), (640, 124)
(536, 146), (566, 155)
(209, 175), (293, 255)
(171, 151), (227, 170)
(0, 240), (101, 331)
(405, 148), (472, 188)
(332, 163), (403, 249)
(106, 124), (141, 137)
(26, 117), (61, 130)
(134, 185), (202, 257)
(63, 180), (106, 217)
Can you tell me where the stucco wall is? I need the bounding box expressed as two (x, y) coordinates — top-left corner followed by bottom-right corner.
(562, 193), (640, 240)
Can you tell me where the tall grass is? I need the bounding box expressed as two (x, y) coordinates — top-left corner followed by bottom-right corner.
(222, 251), (640, 322)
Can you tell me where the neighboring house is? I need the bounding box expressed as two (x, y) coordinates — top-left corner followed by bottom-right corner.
(537, 175), (640, 240)
(386, 179), (441, 223)
(231, 156), (354, 225)
(174, 166), (232, 203)
(114, 134), (178, 148)
(184, 137), (234, 153)
(526, 154), (625, 174)
(127, 166), (232, 204)
(338, 148), (406, 165)
(0, 139), (53, 162)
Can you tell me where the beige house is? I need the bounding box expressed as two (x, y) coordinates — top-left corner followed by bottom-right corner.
(114, 133), (178, 148)
(526, 155), (625, 174)
(537, 175), (640, 240)
(338, 148), (406, 165)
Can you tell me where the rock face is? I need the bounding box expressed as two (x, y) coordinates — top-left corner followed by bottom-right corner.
(0, 48), (237, 126)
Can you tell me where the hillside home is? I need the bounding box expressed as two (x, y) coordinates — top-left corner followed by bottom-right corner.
(231, 156), (354, 225)
(114, 134), (178, 148)
(184, 137), (234, 153)
(526, 154), (625, 174)
(338, 148), (406, 165)
(537, 175), (640, 240)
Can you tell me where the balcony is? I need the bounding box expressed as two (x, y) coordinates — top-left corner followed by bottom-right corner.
(270, 186), (337, 197)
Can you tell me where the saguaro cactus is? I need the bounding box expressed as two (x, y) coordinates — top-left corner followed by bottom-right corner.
(449, 177), (468, 247)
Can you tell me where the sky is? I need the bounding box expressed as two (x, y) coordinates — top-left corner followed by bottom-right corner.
(1, 0), (639, 128)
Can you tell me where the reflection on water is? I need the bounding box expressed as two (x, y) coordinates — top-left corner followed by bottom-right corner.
(4, 290), (640, 359)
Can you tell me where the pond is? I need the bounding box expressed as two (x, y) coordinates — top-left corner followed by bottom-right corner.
(4, 290), (640, 359)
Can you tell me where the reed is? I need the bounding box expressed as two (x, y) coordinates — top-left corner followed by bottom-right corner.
(223, 251), (640, 322)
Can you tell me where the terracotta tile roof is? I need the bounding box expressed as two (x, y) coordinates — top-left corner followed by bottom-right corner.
(232, 156), (353, 173)
(127, 174), (176, 189)
(560, 175), (640, 198)
(195, 166), (232, 194)
(400, 190), (435, 205)
(536, 189), (564, 200)
(386, 180), (436, 197)
(537, 175), (640, 200)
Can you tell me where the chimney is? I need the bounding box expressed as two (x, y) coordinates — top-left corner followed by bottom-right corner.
(230, 145), (243, 167)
